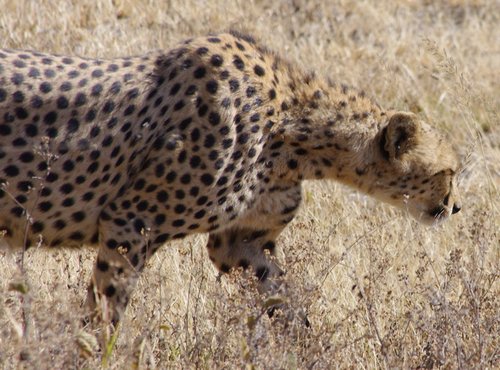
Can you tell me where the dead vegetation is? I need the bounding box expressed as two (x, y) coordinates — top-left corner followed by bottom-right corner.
(0, 0), (498, 368)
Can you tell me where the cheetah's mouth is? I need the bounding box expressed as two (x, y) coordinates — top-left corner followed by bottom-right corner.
(422, 206), (450, 225)
(408, 205), (450, 225)
(429, 206), (447, 219)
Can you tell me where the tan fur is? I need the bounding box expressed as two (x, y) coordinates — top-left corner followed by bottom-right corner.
(0, 32), (461, 324)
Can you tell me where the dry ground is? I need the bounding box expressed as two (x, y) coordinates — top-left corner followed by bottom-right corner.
(0, 0), (498, 368)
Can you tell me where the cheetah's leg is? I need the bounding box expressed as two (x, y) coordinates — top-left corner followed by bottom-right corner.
(206, 226), (286, 295)
(206, 184), (307, 323)
(85, 203), (165, 326)
(206, 183), (303, 294)
(206, 224), (313, 327)
(85, 241), (144, 326)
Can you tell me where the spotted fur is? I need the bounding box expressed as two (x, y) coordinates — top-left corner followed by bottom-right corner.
(0, 32), (461, 324)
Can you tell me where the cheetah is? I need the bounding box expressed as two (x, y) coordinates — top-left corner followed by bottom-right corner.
(0, 31), (461, 325)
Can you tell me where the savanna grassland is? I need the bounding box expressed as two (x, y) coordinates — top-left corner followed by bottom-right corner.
(0, 0), (498, 368)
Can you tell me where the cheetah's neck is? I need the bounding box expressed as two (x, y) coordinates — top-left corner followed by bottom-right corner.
(270, 74), (389, 194)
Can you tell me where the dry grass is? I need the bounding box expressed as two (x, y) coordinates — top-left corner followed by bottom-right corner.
(0, 0), (498, 368)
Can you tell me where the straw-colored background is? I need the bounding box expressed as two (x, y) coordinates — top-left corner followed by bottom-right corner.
(0, 0), (498, 368)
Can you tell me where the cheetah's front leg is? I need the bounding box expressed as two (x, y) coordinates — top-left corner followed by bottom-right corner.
(206, 224), (311, 328)
(86, 241), (144, 326)
(206, 183), (309, 324)
(206, 183), (303, 296)
(85, 198), (166, 326)
(206, 227), (286, 295)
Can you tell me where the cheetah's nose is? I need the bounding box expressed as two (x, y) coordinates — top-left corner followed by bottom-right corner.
(452, 203), (461, 214)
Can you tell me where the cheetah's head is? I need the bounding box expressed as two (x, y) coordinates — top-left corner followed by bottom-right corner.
(372, 112), (461, 225)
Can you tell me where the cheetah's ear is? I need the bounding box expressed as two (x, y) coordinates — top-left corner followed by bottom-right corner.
(382, 112), (419, 160)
